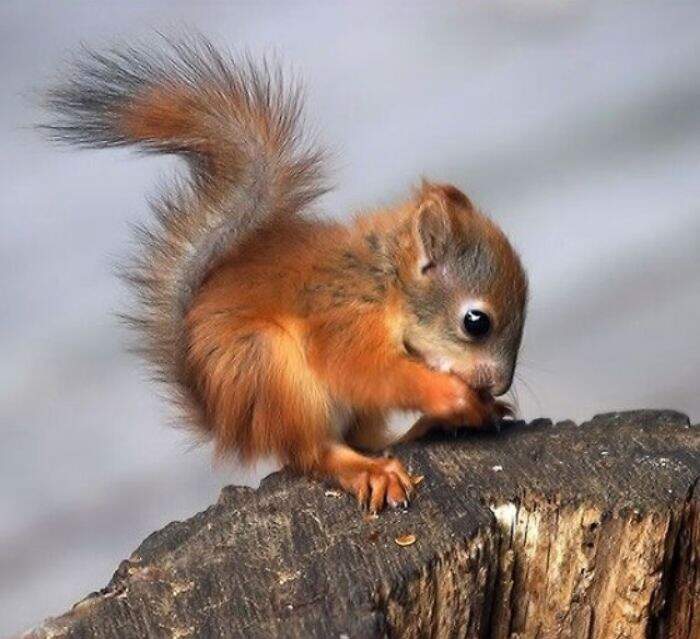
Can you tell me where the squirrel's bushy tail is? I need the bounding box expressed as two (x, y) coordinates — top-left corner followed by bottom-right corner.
(43, 36), (327, 423)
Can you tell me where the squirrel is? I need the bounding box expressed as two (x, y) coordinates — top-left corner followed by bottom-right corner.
(43, 37), (528, 513)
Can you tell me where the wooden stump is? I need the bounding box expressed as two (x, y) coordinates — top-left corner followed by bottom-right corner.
(28, 410), (700, 638)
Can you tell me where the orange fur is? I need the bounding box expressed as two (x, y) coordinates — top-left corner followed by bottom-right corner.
(120, 86), (197, 146)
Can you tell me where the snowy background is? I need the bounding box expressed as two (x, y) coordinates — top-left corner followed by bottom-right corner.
(1, 1), (699, 635)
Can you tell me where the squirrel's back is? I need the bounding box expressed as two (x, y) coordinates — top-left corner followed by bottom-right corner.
(42, 37), (328, 420)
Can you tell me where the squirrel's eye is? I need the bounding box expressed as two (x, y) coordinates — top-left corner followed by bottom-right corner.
(463, 309), (491, 339)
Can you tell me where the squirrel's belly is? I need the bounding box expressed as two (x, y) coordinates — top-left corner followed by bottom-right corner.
(385, 410), (423, 443)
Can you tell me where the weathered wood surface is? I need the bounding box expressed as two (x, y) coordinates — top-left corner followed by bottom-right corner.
(28, 410), (700, 639)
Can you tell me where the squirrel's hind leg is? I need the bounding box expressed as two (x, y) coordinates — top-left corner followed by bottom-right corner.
(187, 313), (413, 512)
(316, 442), (414, 513)
(187, 313), (333, 469)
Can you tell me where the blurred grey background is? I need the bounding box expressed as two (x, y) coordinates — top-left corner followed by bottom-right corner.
(1, 1), (699, 635)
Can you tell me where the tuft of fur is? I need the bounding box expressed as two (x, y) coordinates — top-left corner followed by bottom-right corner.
(42, 37), (328, 426)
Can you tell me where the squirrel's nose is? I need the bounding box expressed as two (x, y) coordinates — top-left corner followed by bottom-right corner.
(491, 382), (510, 397)
(491, 372), (514, 397)
(470, 362), (512, 397)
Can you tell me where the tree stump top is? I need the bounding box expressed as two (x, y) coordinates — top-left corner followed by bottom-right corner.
(28, 410), (700, 639)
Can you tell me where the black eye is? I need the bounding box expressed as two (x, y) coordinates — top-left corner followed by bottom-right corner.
(463, 309), (491, 339)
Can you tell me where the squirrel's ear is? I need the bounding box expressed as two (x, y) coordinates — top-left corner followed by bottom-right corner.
(413, 197), (452, 273)
(413, 181), (474, 274)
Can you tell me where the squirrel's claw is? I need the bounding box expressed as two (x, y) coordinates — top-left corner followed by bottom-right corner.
(341, 457), (413, 514)
(493, 399), (514, 419)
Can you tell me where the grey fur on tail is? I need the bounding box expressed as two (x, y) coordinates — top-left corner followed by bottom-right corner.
(42, 36), (328, 424)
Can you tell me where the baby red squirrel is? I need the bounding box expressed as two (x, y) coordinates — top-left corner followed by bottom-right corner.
(44, 38), (528, 513)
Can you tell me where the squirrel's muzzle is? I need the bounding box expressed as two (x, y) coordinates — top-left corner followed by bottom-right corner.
(464, 361), (513, 397)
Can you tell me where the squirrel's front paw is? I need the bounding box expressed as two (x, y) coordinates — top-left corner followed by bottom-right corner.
(438, 393), (513, 431)
(421, 373), (470, 417)
(492, 399), (514, 419)
(468, 395), (514, 429)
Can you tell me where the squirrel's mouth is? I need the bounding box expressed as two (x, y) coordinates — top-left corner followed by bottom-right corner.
(403, 338), (504, 398)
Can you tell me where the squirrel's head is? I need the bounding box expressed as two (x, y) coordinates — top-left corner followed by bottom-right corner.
(397, 181), (528, 397)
